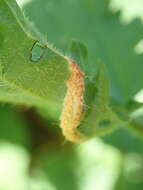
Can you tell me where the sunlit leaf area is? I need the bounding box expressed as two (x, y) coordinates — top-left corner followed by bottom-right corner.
(0, 0), (143, 189)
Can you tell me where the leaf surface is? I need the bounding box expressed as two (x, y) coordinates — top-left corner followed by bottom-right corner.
(0, 0), (70, 120)
(23, 0), (143, 103)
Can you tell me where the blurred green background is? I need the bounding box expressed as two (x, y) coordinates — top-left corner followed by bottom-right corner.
(1, 0), (143, 189)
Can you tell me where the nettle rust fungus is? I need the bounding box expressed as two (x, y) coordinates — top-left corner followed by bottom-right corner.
(60, 60), (87, 142)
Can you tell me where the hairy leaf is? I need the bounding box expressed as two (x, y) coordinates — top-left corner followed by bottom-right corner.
(0, 0), (69, 121)
(0, 0), (120, 142)
(23, 0), (143, 103)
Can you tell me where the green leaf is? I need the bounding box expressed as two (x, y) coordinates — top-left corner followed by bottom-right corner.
(102, 126), (143, 154)
(0, 104), (29, 147)
(23, 0), (143, 103)
(64, 41), (120, 140)
(78, 61), (121, 138)
(0, 1), (120, 142)
(0, 0), (70, 121)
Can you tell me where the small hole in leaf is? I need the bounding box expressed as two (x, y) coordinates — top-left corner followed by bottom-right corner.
(30, 41), (46, 62)
(99, 120), (111, 127)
